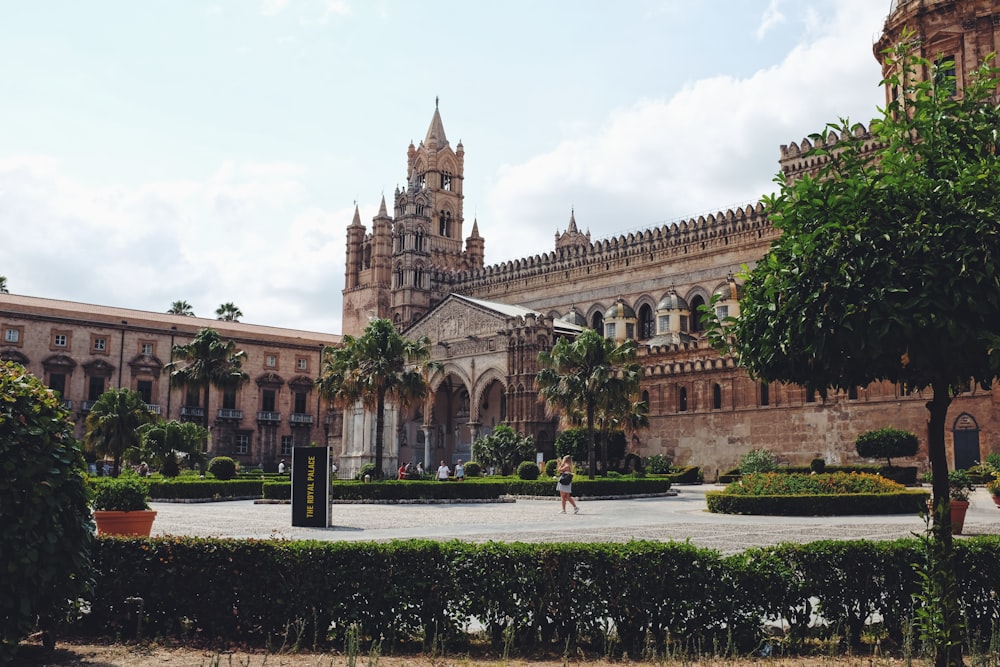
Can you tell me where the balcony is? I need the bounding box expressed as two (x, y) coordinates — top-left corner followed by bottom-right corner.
(217, 408), (243, 421)
(145, 403), (162, 415)
(257, 411), (281, 423)
(62, 399), (73, 410)
(180, 406), (205, 418)
(289, 412), (314, 426)
(81, 400), (96, 413)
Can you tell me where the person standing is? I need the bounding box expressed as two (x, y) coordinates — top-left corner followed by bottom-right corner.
(278, 459), (286, 474)
(556, 455), (579, 514)
(436, 460), (451, 481)
(455, 459), (465, 481)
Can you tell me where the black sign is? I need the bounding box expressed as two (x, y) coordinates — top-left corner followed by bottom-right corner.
(291, 446), (330, 527)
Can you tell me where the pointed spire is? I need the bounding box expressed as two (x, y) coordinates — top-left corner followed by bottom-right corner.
(567, 208), (578, 233)
(470, 218), (480, 238)
(350, 204), (362, 227)
(424, 98), (448, 149)
(377, 194), (388, 218)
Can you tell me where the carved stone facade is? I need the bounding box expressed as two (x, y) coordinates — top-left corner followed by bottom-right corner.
(343, 0), (1000, 477)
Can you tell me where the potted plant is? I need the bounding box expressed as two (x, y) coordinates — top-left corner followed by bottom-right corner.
(91, 476), (156, 536)
(986, 479), (1000, 508)
(947, 469), (975, 535)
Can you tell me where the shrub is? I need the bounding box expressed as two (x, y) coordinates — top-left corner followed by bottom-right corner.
(646, 454), (672, 474)
(357, 462), (377, 480)
(0, 362), (93, 661)
(739, 448), (778, 473)
(554, 428), (588, 462)
(90, 477), (150, 511)
(207, 456), (238, 480)
(810, 457), (826, 474)
(463, 461), (482, 477)
(855, 427), (918, 467)
(544, 459), (558, 477)
(516, 460), (540, 480)
(725, 472), (906, 496)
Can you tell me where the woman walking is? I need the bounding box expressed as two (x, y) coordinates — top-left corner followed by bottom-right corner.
(556, 455), (579, 514)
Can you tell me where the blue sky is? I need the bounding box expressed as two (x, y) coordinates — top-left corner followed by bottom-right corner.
(0, 1), (891, 334)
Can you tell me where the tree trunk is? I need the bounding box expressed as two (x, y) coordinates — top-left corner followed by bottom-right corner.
(586, 401), (596, 480)
(927, 380), (963, 667)
(374, 390), (386, 479)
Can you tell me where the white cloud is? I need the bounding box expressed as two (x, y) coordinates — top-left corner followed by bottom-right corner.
(756, 0), (786, 40)
(482, 1), (887, 264)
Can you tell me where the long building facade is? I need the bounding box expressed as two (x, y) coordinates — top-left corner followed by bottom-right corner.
(340, 0), (1000, 477)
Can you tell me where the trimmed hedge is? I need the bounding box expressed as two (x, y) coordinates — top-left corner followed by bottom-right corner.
(706, 490), (929, 515)
(262, 477), (673, 501)
(72, 536), (1000, 657)
(719, 464), (918, 486)
(148, 479), (264, 500)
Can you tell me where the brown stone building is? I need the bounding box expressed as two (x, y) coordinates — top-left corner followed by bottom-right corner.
(0, 294), (341, 470)
(341, 0), (1000, 477)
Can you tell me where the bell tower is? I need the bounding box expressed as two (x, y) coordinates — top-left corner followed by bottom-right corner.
(343, 100), (485, 336)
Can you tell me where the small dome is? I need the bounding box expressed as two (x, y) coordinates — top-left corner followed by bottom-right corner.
(656, 291), (689, 312)
(604, 298), (636, 320)
(714, 279), (744, 302)
(559, 307), (588, 327)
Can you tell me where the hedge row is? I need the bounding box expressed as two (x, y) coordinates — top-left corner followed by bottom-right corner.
(147, 479), (265, 500)
(74, 536), (1000, 657)
(706, 490), (930, 515)
(719, 465), (918, 485)
(261, 477), (673, 501)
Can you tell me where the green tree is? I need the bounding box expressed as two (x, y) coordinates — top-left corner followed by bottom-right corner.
(215, 302), (243, 322)
(134, 419), (208, 477)
(0, 275), (8, 294)
(163, 328), (249, 431)
(536, 329), (641, 479)
(707, 49), (1000, 667)
(0, 362), (92, 661)
(84, 388), (155, 477)
(167, 300), (195, 316)
(472, 424), (536, 475)
(855, 427), (919, 468)
(317, 319), (435, 479)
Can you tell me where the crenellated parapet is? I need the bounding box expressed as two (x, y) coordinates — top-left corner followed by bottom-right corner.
(638, 337), (740, 378)
(451, 203), (772, 294)
(778, 123), (876, 184)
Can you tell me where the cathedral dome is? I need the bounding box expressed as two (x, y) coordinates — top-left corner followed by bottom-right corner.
(714, 279), (743, 302)
(604, 298), (636, 320)
(559, 307), (588, 327)
(656, 291), (689, 312)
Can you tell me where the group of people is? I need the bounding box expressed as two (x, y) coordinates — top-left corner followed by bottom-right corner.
(396, 459), (469, 481)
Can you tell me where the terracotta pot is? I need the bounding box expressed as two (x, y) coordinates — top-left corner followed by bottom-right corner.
(992, 494), (1000, 508)
(950, 500), (969, 535)
(93, 510), (157, 537)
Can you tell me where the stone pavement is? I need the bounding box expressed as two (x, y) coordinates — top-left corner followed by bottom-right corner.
(150, 485), (1000, 555)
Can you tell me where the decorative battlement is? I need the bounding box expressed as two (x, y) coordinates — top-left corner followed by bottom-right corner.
(451, 203), (771, 294)
(778, 123), (875, 184)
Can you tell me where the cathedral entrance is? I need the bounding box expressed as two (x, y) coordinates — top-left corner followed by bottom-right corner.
(432, 375), (473, 465)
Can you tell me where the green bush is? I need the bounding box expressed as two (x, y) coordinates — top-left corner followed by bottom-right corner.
(645, 454), (672, 474)
(357, 462), (377, 480)
(74, 535), (1000, 658)
(463, 461), (482, 477)
(725, 472), (905, 496)
(90, 477), (150, 511)
(544, 458), (558, 477)
(207, 456), (238, 480)
(810, 457), (826, 473)
(665, 465), (701, 484)
(147, 479), (264, 500)
(516, 460), (540, 480)
(855, 427), (919, 467)
(739, 448), (778, 473)
(706, 490), (929, 516)
(0, 362), (93, 661)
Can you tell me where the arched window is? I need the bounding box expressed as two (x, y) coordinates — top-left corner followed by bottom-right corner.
(760, 382), (770, 406)
(712, 383), (722, 410)
(690, 295), (706, 332)
(638, 304), (654, 340)
(678, 386), (688, 412)
(641, 390), (651, 415)
(591, 312), (604, 335)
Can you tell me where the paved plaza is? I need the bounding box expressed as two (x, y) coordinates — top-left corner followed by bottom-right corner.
(149, 485), (1000, 554)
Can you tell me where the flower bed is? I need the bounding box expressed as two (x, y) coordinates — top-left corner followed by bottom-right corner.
(707, 472), (929, 515)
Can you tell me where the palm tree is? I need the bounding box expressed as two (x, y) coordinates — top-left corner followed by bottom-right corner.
(317, 318), (436, 479)
(84, 388), (155, 477)
(167, 300), (195, 316)
(215, 302), (243, 322)
(536, 329), (641, 478)
(135, 420), (208, 477)
(0, 275), (8, 293)
(164, 328), (249, 431)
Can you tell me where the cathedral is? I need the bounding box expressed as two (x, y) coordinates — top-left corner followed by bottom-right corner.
(339, 0), (1000, 478)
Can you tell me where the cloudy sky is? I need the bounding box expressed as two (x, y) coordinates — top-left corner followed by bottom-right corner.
(0, 0), (892, 334)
